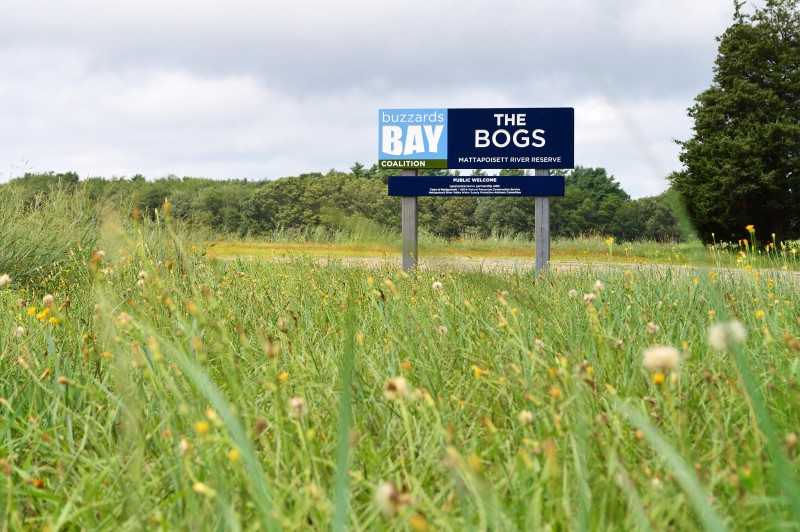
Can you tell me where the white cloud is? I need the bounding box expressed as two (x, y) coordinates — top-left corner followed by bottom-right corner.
(619, 0), (732, 47)
(0, 0), (735, 197)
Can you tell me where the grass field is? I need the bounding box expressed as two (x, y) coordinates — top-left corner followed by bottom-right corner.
(1, 190), (800, 530)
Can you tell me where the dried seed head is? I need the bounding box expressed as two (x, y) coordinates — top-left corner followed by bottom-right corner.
(193, 482), (216, 497)
(375, 481), (400, 516)
(708, 321), (747, 351)
(178, 437), (191, 456)
(383, 377), (408, 401)
(787, 433), (798, 454)
(642, 346), (680, 372)
(289, 397), (307, 419)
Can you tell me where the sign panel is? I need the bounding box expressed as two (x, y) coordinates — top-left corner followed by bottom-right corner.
(378, 109), (448, 169)
(447, 108), (573, 169)
(388, 175), (565, 197)
(379, 108), (573, 169)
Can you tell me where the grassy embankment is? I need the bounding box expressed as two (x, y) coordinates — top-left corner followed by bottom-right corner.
(1, 185), (799, 530)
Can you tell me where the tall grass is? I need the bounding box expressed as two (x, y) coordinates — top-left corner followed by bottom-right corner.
(1, 186), (799, 529)
(0, 184), (99, 288)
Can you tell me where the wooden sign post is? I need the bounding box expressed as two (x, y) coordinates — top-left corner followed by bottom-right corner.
(401, 169), (418, 272)
(534, 168), (551, 273)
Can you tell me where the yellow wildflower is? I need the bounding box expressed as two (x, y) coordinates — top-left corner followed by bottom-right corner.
(471, 365), (489, 378)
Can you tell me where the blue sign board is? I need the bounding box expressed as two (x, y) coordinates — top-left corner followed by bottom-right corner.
(388, 175), (565, 197)
(379, 108), (573, 169)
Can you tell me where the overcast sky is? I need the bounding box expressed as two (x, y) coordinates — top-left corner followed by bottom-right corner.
(0, 0), (743, 197)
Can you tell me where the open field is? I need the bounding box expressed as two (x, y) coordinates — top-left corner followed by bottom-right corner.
(2, 190), (800, 530)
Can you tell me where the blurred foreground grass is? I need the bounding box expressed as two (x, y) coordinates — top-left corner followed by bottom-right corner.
(1, 187), (799, 530)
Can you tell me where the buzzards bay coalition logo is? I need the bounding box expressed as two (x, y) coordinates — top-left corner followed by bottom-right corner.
(378, 109), (448, 169)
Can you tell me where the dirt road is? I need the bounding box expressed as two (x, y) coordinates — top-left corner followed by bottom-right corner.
(243, 255), (800, 281)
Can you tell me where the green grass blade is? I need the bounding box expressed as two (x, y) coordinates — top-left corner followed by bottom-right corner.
(619, 403), (729, 532)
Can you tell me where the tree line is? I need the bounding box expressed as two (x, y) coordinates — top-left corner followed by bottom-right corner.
(5, 166), (686, 241)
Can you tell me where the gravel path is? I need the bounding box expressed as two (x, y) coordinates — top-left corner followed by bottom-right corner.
(243, 255), (800, 281)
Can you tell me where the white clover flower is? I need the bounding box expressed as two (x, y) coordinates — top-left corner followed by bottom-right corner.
(642, 346), (681, 372)
(708, 320), (747, 351)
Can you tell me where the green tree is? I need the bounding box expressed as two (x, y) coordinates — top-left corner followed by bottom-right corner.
(565, 166), (629, 202)
(671, 0), (800, 241)
(550, 167), (628, 237)
(473, 197), (536, 236)
(350, 162), (367, 178)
